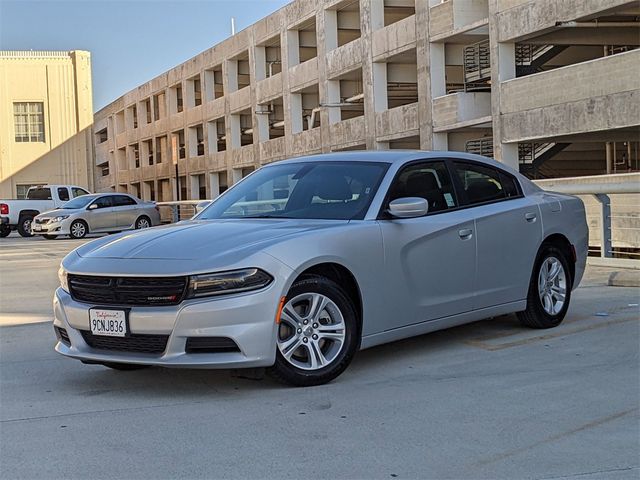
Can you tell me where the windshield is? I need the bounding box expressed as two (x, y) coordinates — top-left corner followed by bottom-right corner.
(198, 161), (389, 221)
(61, 196), (96, 209)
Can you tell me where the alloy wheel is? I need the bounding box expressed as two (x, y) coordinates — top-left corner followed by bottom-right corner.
(136, 218), (150, 229)
(277, 292), (346, 371)
(537, 256), (567, 316)
(71, 222), (86, 238)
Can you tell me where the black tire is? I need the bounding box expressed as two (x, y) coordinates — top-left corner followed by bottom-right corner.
(17, 215), (33, 237)
(43, 234), (58, 240)
(69, 220), (88, 239)
(0, 225), (10, 238)
(517, 244), (572, 329)
(268, 275), (360, 387)
(101, 362), (150, 371)
(135, 216), (151, 229)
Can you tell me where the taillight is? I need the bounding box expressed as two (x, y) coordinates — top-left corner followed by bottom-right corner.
(0, 204), (8, 215)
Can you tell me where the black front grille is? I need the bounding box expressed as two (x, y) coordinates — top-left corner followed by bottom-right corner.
(81, 331), (169, 354)
(68, 274), (188, 306)
(185, 336), (240, 354)
(55, 326), (70, 346)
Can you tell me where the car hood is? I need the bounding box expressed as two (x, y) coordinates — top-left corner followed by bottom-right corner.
(37, 208), (82, 218)
(74, 219), (348, 261)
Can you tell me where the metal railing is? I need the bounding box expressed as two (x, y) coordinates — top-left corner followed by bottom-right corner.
(535, 173), (640, 269)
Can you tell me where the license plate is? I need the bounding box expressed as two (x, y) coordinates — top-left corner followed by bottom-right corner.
(89, 309), (127, 337)
(33, 224), (42, 231)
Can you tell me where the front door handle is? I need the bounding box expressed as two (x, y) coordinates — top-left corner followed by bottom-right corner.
(525, 212), (537, 222)
(458, 228), (473, 240)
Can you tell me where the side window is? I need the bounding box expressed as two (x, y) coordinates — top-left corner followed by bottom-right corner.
(389, 161), (457, 213)
(113, 195), (137, 207)
(91, 196), (113, 209)
(57, 187), (70, 202)
(72, 187), (89, 198)
(453, 162), (516, 206)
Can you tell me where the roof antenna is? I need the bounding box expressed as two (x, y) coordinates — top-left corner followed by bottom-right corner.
(231, 17), (236, 36)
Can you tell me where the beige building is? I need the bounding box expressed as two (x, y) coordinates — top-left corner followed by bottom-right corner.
(0, 50), (94, 198)
(93, 0), (639, 202)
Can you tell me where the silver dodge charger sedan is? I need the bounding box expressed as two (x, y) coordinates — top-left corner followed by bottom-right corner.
(33, 193), (161, 239)
(54, 151), (588, 386)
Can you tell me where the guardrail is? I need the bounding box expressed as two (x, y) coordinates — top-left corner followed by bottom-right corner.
(535, 173), (640, 270)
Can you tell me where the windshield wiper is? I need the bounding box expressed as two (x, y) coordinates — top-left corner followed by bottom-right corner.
(238, 214), (294, 219)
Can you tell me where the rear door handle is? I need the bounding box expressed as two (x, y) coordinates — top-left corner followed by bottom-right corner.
(525, 212), (537, 222)
(458, 228), (473, 239)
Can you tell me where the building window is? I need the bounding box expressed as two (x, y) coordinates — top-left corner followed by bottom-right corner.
(96, 128), (108, 143)
(14, 102), (45, 142)
(16, 184), (38, 199)
(101, 165), (110, 176)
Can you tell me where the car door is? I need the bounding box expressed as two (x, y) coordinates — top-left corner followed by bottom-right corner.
(377, 160), (477, 331)
(112, 195), (139, 228)
(451, 161), (542, 309)
(87, 196), (115, 231)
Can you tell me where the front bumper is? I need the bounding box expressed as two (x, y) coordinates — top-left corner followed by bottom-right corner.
(32, 218), (72, 236)
(53, 283), (285, 369)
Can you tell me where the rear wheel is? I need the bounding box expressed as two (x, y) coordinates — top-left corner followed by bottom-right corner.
(0, 225), (10, 238)
(517, 244), (572, 329)
(43, 234), (58, 240)
(135, 216), (151, 229)
(69, 220), (88, 239)
(268, 275), (359, 387)
(17, 215), (33, 237)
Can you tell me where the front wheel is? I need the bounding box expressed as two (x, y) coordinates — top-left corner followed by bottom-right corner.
(69, 220), (88, 239)
(517, 244), (572, 329)
(268, 275), (359, 387)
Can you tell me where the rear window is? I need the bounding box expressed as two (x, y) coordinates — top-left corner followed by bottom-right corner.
(453, 162), (520, 206)
(26, 188), (51, 200)
(113, 195), (137, 206)
(58, 188), (70, 202)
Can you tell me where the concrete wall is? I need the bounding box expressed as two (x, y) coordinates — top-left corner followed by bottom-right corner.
(0, 51), (94, 197)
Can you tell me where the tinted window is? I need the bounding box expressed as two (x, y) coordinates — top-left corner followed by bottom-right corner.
(453, 162), (518, 206)
(72, 187), (89, 198)
(113, 195), (137, 206)
(57, 187), (70, 202)
(91, 196), (113, 209)
(198, 162), (388, 220)
(389, 161), (457, 213)
(26, 187), (51, 200)
(62, 196), (96, 209)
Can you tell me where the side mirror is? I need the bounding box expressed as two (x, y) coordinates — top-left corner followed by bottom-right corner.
(387, 197), (429, 219)
(88, 203), (98, 210)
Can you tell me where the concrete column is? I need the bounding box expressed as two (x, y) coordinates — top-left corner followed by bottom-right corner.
(324, 10), (338, 52)
(209, 172), (220, 198)
(207, 121), (218, 153)
(190, 174), (199, 199)
(372, 62), (388, 112)
(326, 81), (342, 124)
(229, 115), (241, 149)
(415, 0), (433, 150)
(290, 93), (303, 134)
(433, 132), (448, 151)
(231, 168), (242, 185)
(227, 60), (238, 93)
(286, 30), (300, 67)
(256, 110), (270, 141)
(430, 42), (446, 99)
(254, 46), (266, 81)
(370, 0), (384, 31)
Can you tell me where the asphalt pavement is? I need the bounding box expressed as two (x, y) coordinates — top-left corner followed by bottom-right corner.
(0, 234), (638, 479)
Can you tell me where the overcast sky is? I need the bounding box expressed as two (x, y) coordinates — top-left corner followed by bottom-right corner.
(0, 0), (290, 111)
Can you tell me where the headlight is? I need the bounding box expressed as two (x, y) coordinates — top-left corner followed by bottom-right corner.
(58, 266), (69, 293)
(52, 215), (70, 223)
(186, 268), (272, 298)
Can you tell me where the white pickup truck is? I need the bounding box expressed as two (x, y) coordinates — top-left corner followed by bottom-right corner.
(0, 185), (91, 237)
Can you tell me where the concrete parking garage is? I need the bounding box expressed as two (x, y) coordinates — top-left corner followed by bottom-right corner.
(0, 236), (638, 479)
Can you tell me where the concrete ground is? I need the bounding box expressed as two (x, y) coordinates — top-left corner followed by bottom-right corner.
(0, 235), (638, 480)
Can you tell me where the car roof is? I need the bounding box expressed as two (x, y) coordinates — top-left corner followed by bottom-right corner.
(273, 149), (517, 172)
